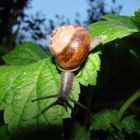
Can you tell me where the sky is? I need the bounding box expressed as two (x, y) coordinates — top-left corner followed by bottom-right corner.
(26, 0), (140, 21)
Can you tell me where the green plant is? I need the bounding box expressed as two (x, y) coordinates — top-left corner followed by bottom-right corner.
(0, 9), (140, 140)
(89, 90), (140, 140)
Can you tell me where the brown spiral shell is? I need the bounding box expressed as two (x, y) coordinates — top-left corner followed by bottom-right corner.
(50, 25), (90, 71)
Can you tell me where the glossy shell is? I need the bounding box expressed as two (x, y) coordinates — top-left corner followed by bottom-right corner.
(50, 25), (90, 71)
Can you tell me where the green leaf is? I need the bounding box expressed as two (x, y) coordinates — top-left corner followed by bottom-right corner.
(89, 110), (117, 131)
(0, 58), (80, 135)
(131, 8), (140, 28)
(3, 42), (49, 65)
(120, 115), (140, 135)
(0, 125), (10, 140)
(76, 52), (101, 86)
(0, 65), (23, 110)
(88, 14), (139, 45)
(70, 124), (90, 140)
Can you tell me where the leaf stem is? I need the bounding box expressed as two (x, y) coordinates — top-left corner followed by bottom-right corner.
(116, 90), (140, 123)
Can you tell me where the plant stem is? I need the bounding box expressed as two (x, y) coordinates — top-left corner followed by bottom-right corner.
(116, 90), (140, 123)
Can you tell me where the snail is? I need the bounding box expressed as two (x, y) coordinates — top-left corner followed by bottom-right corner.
(32, 25), (92, 112)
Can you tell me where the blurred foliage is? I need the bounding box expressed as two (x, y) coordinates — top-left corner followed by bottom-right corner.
(86, 0), (122, 24)
(0, 0), (31, 54)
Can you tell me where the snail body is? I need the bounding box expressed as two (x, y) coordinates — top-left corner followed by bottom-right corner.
(32, 25), (91, 112)
(57, 71), (74, 105)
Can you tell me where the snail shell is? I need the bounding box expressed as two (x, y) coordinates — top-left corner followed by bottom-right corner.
(50, 25), (90, 71)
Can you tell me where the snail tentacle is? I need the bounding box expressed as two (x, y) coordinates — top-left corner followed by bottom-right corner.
(32, 94), (58, 102)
